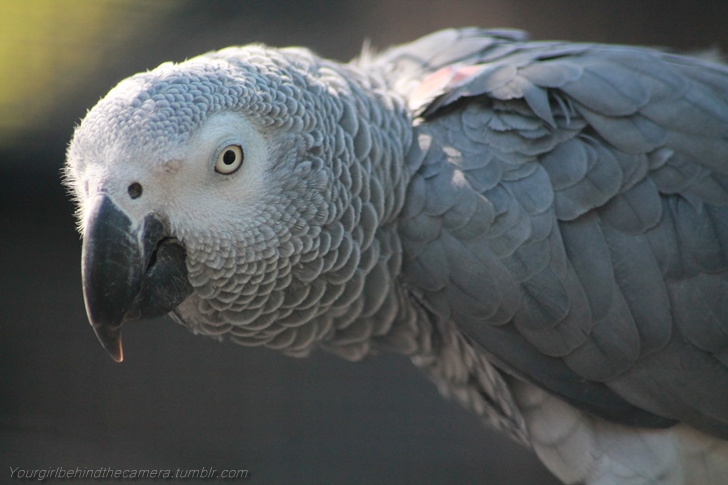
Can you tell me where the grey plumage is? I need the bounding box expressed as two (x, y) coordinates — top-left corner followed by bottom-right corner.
(66, 28), (728, 484)
(380, 29), (728, 436)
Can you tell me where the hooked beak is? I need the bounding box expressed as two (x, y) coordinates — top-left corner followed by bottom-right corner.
(81, 194), (193, 362)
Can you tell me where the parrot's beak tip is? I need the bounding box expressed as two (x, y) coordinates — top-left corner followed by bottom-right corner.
(110, 348), (124, 363)
(92, 323), (124, 363)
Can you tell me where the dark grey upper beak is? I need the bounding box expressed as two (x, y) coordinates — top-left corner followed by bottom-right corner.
(81, 194), (192, 362)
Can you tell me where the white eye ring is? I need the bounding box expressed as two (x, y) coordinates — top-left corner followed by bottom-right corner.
(215, 145), (244, 174)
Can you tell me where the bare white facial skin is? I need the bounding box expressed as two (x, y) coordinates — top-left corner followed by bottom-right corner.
(75, 111), (271, 241)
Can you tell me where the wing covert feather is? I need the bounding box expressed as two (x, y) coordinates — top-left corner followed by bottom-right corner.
(394, 29), (728, 437)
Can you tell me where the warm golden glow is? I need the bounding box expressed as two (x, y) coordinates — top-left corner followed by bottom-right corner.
(0, 0), (174, 138)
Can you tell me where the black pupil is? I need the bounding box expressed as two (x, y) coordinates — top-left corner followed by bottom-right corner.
(223, 150), (236, 165)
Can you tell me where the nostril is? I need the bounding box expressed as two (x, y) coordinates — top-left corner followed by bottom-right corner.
(128, 182), (143, 199)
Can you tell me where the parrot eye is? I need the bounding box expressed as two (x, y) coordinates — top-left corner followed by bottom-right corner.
(215, 145), (244, 174)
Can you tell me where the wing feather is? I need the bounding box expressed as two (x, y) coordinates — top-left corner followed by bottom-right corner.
(392, 29), (728, 436)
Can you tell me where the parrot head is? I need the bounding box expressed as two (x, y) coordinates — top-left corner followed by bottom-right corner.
(65, 46), (405, 362)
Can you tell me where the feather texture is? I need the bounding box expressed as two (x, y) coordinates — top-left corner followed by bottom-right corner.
(391, 29), (728, 441)
(68, 27), (728, 485)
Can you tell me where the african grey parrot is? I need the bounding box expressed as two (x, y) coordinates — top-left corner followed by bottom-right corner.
(65, 28), (728, 484)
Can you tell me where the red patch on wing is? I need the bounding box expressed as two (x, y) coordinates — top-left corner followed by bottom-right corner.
(409, 66), (456, 110)
(409, 64), (487, 113)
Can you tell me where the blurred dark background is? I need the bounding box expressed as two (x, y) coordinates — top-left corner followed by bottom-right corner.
(2, 1), (727, 484)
